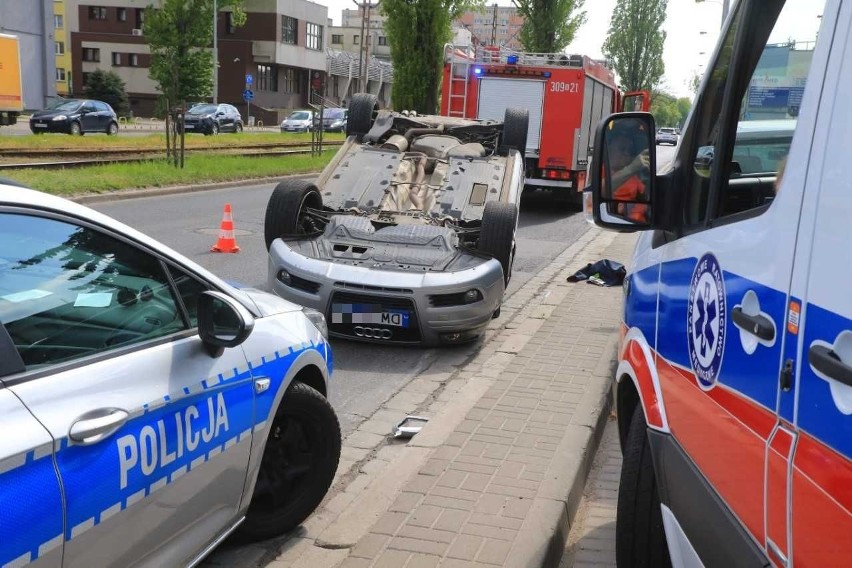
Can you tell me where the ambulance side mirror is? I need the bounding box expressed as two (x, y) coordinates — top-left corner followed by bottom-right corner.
(198, 291), (255, 357)
(587, 113), (657, 232)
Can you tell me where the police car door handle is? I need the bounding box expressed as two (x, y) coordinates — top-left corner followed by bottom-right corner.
(731, 307), (775, 341)
(69, 409), (130, 445)
(809, 344), (852, 388)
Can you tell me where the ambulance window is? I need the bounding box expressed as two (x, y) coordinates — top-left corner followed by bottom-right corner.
(685, 0), (824, 224)
(0, 214), (187, 369)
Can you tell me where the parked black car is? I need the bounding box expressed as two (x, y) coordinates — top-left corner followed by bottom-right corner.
(183, 103), (243, 135)
(29, 99), (119, 135)
(313, 108), (348, 132)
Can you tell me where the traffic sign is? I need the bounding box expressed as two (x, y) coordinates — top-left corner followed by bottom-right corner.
(245, 74), (253, 85)
(242, 89), (254, 101)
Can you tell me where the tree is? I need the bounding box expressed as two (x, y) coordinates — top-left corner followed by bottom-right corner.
(602, 0), (667, 92)
(512, 0), (586, 53)
(676, 96), (691, 126)
(144, 0), (245, 167)
(84, 70), (130, 117)
(382, 0), (481, 115)
(649, 90), (679, 127)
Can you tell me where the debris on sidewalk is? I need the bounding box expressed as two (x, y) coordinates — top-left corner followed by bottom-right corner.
(567, 259), (626, 287)
(393, 416), (429, 438)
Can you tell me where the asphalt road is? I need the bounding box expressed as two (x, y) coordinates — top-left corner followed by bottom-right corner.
(91, 181), (592, 437)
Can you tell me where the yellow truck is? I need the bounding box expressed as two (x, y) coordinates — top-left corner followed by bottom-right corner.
(0, 33), (23, 126)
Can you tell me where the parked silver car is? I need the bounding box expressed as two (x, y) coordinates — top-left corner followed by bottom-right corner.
(265, 93), (529, 346)
(280, 110), (314, 133)
(0, 182), (339, 567)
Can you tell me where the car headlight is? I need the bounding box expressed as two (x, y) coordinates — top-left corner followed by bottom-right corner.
(52, 115), (67, 121)
(331, 120), (344, 127)
(302, 307), (328, 339)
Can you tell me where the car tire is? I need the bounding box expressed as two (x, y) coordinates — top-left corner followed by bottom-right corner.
(236, 382), (341, 542)
(615, 407), (672, 568)
(264, 179), (324, 250)
(478, 201), (518, 285)
(106, 121), (118, 136)
(501, 107), (529, 159)
(346, 92), (378, 138)
(70, 122), (82, 136)
(235, 122), (243, 133)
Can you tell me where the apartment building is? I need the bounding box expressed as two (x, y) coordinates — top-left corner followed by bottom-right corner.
(65, 0), (329, 120)
(54, 0), (72, 95)
(328, 26), (390, 62)
(456, 5), (524, 50)
(0, 0), (57, 109)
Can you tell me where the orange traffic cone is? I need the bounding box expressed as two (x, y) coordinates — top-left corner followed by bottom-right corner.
(211, 203), (240, 253)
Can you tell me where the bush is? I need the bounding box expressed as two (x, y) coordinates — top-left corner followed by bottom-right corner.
(84, 70), (130, 117)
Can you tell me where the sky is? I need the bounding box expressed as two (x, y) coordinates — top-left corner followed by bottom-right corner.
(317, 0), (824, 99)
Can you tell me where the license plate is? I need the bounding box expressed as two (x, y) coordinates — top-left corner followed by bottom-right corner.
(184, 124), (194, 129)
(33, 123), (47, 128)
(331, 303), (410, 328)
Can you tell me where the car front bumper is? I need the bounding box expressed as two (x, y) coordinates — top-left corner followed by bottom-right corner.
(29, 120), (71, 133)
(267, 239), (506, 346)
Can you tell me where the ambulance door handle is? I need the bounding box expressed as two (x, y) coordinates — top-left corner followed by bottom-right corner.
(809, 344), (852, 388)
(731, 307), (775, 341)
(69, 408), (130, 445)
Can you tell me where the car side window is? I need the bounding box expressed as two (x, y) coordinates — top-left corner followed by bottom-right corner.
(95, 102), (109, 112)
(168, 265), (209, 327)
(0, 213), (188, 370)
(684, 0), (824, 225)
(82, 103), (97, 113)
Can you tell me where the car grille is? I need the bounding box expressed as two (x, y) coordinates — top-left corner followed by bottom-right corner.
(329, 291), (421, 343)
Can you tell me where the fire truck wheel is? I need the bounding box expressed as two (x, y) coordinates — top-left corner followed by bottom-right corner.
(346, 93), (379, 138)
(501, 107), (529, 158)
(479, 201), (518, 285)
(264, 179), (323, 250)
(616, 407), (672, 568)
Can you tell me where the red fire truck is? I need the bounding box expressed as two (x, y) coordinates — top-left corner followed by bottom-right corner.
(441, 45), (649, 203)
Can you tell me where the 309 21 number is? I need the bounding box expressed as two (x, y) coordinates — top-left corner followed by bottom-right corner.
(550, 82), (579, 93)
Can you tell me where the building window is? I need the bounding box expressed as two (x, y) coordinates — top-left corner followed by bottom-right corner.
(54, 15), (63, 29)
(282, 68), (300, 93)
(258, 64), (277, 91)
(281, 15), (297, 44)
(129, 53), (139, 67)
(226, 12), (236, 34)
(353, 34), (360, 45)
(118, 8), (127, 22)
(56, 68), (66, 81)
(306, 22), (322, 50)
(378, 36), (387, 46)
(82, 48), (100, 62)
(88, 6), (108, 20)
(331, 34), (343, 45)
(112, 52), (121, 66)
(135, 8), (144, 28)
(55, 41), (64, 55)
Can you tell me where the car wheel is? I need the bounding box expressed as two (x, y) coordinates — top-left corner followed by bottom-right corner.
(235, 122), (243, 133)
(616, 407), (672, 568)
(70, 122), (82, 136)
(501, 107), (529, 159)
(478, 201), (518, 285)
(264, 179), (324, 250)
(236, 382), (341, 542)
(346, 92), (378, 138)
(106, 121), (119, 136)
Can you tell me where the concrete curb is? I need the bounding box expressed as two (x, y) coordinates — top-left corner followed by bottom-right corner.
(69, 172), (317, 205)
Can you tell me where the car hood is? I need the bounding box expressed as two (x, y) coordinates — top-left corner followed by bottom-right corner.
(32, 109), (78, 119)
(282, 118), (311, 125)
(185, 113), (213, 120)
(236, 287), (303, 317)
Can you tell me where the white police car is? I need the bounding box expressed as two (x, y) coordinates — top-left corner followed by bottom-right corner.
(587, 0), (850, 566)
(0, 181), (340, 567)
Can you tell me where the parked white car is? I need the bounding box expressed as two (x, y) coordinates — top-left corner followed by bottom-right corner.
(280, 110), (314, 133)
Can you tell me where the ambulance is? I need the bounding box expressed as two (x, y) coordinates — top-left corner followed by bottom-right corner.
(586, 0), (851, 565)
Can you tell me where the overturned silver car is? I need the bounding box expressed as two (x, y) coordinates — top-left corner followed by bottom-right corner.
(264, 93), (528, 345)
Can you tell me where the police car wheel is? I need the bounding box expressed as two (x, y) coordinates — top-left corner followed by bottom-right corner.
(264, 179), (323, 250)
(615, 408), (672, 568)
(237, 382), (341, 541)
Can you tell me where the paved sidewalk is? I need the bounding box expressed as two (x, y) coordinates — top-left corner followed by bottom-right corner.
(232, 228), (638, 568)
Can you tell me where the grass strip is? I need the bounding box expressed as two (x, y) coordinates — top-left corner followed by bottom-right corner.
(0, 131), (344, 151)
(5, 153), (334, 196)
